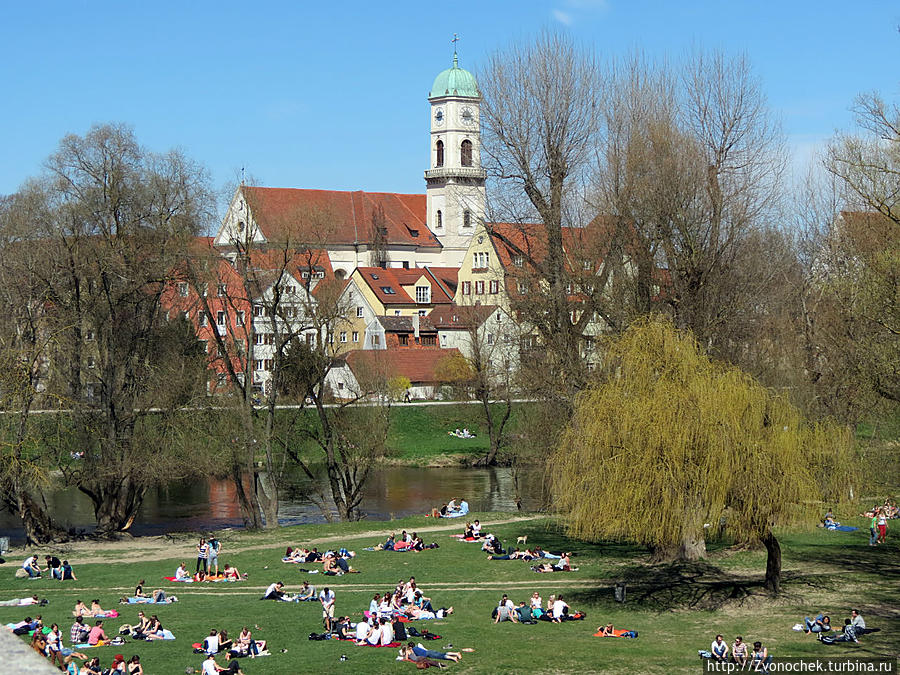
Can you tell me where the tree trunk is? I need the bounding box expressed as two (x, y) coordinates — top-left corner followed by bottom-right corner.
(677, 532), (707, 561)
(762, 529), (781, 594)
(82, 478), (147, 534)
(256, 471), (279, 529)
(16, 491), (68, 545)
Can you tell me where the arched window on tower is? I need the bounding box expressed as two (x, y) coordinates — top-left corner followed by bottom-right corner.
(460, 140), (473, 167)
(436, 140), (444, 167)
(435, 210), (443, 229)
(463, 209), (472, 228)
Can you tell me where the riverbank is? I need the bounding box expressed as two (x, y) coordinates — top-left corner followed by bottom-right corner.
(1, 511), (896, 674)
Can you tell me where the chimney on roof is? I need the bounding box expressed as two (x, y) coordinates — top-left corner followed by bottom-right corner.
(413, 313), (420, 340)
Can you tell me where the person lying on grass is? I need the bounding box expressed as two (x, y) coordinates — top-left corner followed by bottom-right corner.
(398, 644), (445, 669)
(407, 641), (462, 662)
(532, 552), (576, 573)
(487, 548), (536, 561)
(803, 614), (832, 634)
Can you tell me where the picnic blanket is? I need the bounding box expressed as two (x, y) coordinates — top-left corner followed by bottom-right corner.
(825, 525), (859, 532)
(124, 597), (173, 604)
(94, 610), (119, 618)
(593, 628), (638, 638)
(442, 501), (469, 518)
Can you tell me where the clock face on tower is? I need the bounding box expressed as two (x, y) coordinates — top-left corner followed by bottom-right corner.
(460, 106), (476, 126)
(434, 108), (444, 127)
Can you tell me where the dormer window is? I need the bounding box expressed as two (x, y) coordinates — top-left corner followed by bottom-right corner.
(415, 285), (431, 304)
(513, 255), (524, 267)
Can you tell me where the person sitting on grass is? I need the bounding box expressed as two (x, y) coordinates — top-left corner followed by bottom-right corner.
(82, 657), (102, 675)
(222, 564), (245, 581)
(551, 595), (569, 623)
(750, 641), (771, 668)
(45, 555), (62, 580)
(532, 552), (576, 573)
(819, 619), (859, 644)
(804, 614), (832, 634)
(202, 653), (244, 675)
(60, 560), (77, 581)
(22, 555), (42, 578)
(203, 629), (219, 655)
(731, 636), (748, 667)
(90, 599), (108, 615)
(355, 618), (372, 644)
(71, 616), (90, 644)
(380, 617), (395, 646)
(87, 620), (108, 646)
(127, 655), (144, 675)
(144, 614), (167, 640)
(73, 600), (92, 618)
(298, 580), (316, 601)
(493, 603), (518, 624)
(711, 635), (729, 661)
(262, 582), (292, 601)
(175, 562), (190, 581)
(218, 630), (233, 653)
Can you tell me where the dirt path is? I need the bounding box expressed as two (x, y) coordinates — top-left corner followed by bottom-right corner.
(22, 515), (547, 565)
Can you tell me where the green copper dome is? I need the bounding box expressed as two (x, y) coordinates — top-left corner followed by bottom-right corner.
(429, 53), (480, 99)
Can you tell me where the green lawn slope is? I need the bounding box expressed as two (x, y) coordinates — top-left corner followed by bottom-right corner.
(0, 509), (896, 674)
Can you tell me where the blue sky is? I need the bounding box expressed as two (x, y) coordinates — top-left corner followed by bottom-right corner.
(3, 1), (899, 204)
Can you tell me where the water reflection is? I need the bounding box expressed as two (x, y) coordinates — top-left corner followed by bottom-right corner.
(0, 466), (545, 543)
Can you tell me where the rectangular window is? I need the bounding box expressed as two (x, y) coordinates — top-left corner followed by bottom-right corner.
(489, 280), (499, 294)
(199, 312), (208, 327)
(306, 333), (315, 346)
(254, 359), (263, 371)
(264, 359), (274, 371)
(517, 282), (528, 295)
(373, 334), (380, 346)
(340, 331), (347, 343)
(462, 281), (471, 296)
(217, 311), (226, 326)
(352, 331), (359, 343)
(394, 310), (401, 316)
(254, 333), (264, 345)
(472, 251), (489, 269)
(356, 306), (364, 318)
(475, 281), (484, 295)
(513, 255), (524, 267)
(178, 282), (189, 297)
(418, 309), (426, 316)
(85, 329), (95, 341)
(415, 285), (431, 304)
(236, 310), (245, 326)
(217, 283), (227, 296)
(398, 334), (409, 346)
(421, 335), (436, 346)
(254, 304), (265, 317)
(582, 260), (592, 271)
(487, 333), (494, 345)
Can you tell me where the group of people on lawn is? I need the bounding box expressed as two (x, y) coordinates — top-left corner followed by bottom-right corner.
(492, 592), (582, 624)
(21, 555), (77, 580)
(801, 608), (878, 644)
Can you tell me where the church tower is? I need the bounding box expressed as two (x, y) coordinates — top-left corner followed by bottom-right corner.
(425, 49), (486, 267)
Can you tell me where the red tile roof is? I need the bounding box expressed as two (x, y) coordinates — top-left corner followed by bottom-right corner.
(344, 348), (462, 384)
(354, 267), (456, 305)
(427, 304), (497, 329)
(241, 186), (441, 249)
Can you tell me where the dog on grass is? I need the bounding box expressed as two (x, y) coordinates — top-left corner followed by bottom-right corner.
(516, 535), (528, 546)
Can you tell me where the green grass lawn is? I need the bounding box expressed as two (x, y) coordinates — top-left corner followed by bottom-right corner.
(0, 510), (896, 674)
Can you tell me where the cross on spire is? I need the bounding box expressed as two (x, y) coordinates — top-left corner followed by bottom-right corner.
(451, 33), (459, 67)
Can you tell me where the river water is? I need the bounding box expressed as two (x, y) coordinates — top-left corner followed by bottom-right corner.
(0, 466), (546, 542)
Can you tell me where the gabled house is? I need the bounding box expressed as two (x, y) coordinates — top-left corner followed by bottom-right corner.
(326, 348), (462, 400)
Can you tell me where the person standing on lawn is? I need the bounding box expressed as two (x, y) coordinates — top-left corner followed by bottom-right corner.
(208, 538), (221, 577)
(876, 508), (888, 544)
(320, 587), (336, 633)
(196, 538), (209, 574)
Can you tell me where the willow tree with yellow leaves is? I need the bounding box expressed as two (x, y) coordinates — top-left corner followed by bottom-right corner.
(551, 317), (856, 593)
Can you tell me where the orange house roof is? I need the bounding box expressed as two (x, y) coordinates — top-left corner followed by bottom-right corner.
(344, 348), (461, 384)
(241, 186), (441, 249)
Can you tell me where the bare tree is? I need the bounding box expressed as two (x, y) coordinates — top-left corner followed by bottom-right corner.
(6, 123), (214, 534)
(479, 30), (613, 398)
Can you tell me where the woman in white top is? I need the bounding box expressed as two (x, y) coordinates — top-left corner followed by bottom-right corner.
(380, 618), (394, 646)
(367, 622), (382, 646)
(355, 620), (370, 644)
(530, 593), (542, 610)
